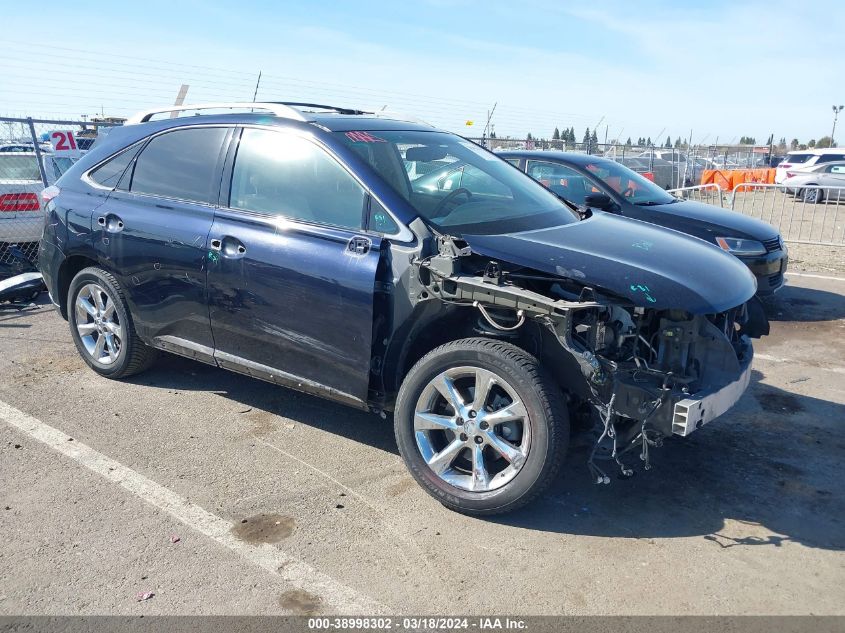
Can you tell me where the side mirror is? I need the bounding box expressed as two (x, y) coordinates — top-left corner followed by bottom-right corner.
(584, 193), (615, 211)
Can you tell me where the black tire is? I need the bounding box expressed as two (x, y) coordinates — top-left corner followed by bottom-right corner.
(67, 267), (157, 378)
(394, 338), (569, 515)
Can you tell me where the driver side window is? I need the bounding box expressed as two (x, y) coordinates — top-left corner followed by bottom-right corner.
(526, 161), (597, 205)
(230, 128), (365, 230)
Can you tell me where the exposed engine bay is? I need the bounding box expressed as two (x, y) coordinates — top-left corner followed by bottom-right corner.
(413, 235), (768, 483)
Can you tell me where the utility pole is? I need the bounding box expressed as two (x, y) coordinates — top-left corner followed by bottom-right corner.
(832, 105), (844, 147)
(171, 84), (190, 118)
(483, 102), (497, 146)
(252, 72), (262, 103)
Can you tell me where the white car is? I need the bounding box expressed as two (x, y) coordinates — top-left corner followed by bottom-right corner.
(0, 152), (73, 258)
(776, 148), (845, 183)
(781, 161), (845, 203)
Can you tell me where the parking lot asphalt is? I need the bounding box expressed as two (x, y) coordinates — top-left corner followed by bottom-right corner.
(1, 272), (843, 616)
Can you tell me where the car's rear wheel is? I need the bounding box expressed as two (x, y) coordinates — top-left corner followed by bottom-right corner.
(394, 338), (568, 515)
(802, 186), (823, 204)
(67, 267), (157, 378)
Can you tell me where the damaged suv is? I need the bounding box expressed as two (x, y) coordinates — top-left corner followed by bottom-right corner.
(39, 103), (768, 515)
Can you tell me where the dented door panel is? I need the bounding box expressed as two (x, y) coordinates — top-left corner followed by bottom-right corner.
(93, 189), (216, 348)
(206, 210), (382, 403)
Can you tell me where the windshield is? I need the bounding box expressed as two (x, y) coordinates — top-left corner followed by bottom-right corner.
(583, 159), (676, 205)
(0, 154), (41, 180)
(334, 130), (577, 235)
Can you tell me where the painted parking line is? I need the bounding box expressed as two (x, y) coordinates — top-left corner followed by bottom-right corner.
(788, 272), (845, 282)
(0, 399), (384, 615)
(755, 353), (845, 375)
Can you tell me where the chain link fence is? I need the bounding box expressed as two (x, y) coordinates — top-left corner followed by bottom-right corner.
(0, 117), (119, 275)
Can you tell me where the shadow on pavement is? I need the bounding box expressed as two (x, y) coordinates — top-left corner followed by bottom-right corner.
(131, 355), (844, 552)
(764, 283), (845, 322)
(123, 354), (400, 456)
(495, 369), (845, 552)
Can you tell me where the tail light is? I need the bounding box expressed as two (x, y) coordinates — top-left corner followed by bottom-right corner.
(786, 172), (796, 178)
(0, 193), (40, 212)
(41, 185), (60, 203)
(780, 163), (792, 169)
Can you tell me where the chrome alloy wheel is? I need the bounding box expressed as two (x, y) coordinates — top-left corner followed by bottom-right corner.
(413, 366), (531, 492)
(75, 283), (124, 365)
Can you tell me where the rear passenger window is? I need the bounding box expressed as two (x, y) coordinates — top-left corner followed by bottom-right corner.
(130, 127), (228, 203)
(88, 144), (140, 189)
(817, 154), (845, 164)
(230, 128), (365, 230)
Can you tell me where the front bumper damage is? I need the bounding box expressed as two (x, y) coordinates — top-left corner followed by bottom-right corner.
(671, 348), (753, 436)
(415, 235), (762, 484)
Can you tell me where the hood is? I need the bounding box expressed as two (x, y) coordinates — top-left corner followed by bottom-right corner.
(463, 212), (757, 314)
(641, 200), (779, 241)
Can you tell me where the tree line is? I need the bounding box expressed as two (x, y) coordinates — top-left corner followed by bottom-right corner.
(504, 128), (836, 151)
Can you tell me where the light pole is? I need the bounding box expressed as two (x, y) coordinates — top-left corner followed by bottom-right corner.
(833, 105), (844, 147)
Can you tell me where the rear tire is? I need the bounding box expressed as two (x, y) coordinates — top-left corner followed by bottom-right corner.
(394, 338), (569, 515)
(67, 267), (157, 378)
(802, 186), (823, 204)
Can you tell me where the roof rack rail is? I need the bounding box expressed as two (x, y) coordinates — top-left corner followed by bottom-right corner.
(371, 108), (432, 127)
(125, 102), (311, 124)
(274, 102), (369, 115)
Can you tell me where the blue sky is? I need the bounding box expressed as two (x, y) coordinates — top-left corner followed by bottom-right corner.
(3, 0), (843, 143)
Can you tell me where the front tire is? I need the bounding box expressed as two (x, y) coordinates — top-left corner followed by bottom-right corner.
(67, 267), (157, 378)
(394, 338), (569, 515)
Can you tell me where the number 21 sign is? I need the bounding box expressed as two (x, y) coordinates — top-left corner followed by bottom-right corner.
(50, 130), (80, 156)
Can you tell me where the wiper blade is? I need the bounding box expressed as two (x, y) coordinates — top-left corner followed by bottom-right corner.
(634, 201), (665, 206)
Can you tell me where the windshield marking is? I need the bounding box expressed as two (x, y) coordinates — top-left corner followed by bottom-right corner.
(345, 131), (386, 143)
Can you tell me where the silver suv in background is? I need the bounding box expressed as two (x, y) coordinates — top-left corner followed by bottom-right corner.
(776, 148), (845, 183)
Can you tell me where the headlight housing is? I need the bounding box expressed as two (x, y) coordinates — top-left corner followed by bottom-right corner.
(715, 237), (767, 256)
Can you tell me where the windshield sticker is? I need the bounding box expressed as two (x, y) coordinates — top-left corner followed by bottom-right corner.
(630, 283), (657, 303)
(457, 140), (498, 161)
(345, 131), (386, 143)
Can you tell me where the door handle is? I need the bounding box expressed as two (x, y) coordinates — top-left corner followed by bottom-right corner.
(98, 214), (124, 232)
(211, 236), (246, 258)
(346, 236), (371, 256)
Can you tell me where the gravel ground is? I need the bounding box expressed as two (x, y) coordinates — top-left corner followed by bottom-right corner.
(787, 242), (845, 273)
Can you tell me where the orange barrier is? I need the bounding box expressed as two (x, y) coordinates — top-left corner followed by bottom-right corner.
(700, 168), (775, 191)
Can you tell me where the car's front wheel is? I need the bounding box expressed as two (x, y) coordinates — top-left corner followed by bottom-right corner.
(394, 338), (569, 515)
(67, 267), (157, 378)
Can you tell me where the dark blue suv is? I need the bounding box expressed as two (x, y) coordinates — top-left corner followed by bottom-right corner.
(40, 103), (768, 514)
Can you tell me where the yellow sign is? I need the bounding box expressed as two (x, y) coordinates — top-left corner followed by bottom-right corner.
(465, 120), (474, 126)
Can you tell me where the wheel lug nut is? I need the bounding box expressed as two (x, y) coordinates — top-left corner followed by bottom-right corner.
(474, 436), (483, 444)
(479, 421), (489, 430)
(468, 410), (476, 418)
(459, 433), (468, 441)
